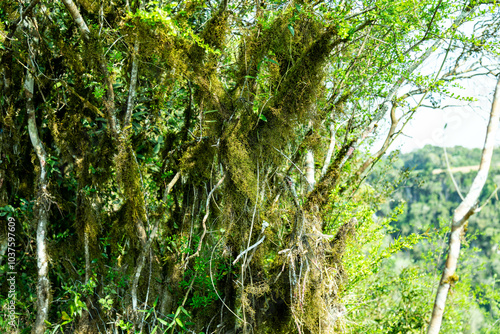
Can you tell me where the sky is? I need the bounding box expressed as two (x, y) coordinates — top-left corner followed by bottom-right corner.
(376, 13), (500, 154)
(374, 74), (500, 154)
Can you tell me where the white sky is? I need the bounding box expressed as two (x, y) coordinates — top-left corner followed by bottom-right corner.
(374, 74), (500, 154)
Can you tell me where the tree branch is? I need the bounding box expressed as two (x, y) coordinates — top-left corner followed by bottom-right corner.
(443, 146), (465, 200)
(355, 101), (399, 179)
(60, 0), (90, 37)
(131, 171), (181, 310)
(60, 0), (119, 134)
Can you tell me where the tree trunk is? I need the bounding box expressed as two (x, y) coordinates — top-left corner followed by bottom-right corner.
(26, 48), (51, 334)
(428, 75), (500, 333)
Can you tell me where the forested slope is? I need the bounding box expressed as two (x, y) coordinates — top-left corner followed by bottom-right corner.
(354, 145), (500, 333)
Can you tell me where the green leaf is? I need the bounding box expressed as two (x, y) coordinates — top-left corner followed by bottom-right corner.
(288, 24), (295, 36)
(259, 114), (267, 122)
(132, 111), (148, 118)
(61, 311), (72, 321)
(153, 143), (161, 155)
(180, 306), (191, 317)
(157, 318), (169, 325)
(264, 56), (279, 66)
(175, 317), (185, 329)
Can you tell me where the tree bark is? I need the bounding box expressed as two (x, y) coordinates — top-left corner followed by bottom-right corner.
(84, 231), (90, 284)
(428, 75), (500, 333)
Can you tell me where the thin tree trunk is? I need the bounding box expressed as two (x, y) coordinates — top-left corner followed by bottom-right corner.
(305, 150), (315, 192)
(124, 38), (140, 130)
(26, 50), (51, 334)
(321, 123), (336, 178)
(428, 75), (500, 333)
(122, 0), (144, 133)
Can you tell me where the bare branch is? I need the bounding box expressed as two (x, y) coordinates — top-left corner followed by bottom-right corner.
(123, 1), (144, 131)
(443, 147), (465, 200)
(356, 101), (399, 178)
(233, 222), (269, 265)
(124, 38), (140, 130)
(5, 0), (41, 43)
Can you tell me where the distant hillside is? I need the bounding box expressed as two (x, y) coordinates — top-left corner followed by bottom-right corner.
(362, 145), (500, 332)
(431, 162), (500, 175)
(400, 145), (500, 172)
(371, 144), (500, 280)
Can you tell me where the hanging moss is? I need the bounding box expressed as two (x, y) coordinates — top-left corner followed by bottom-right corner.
(113, 143), (148, 244)
(197, 8), (229, 60)
(224, 123), (257, 202)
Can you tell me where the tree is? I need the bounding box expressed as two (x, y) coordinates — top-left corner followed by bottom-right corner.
(0, 0), (499, 333)
(428, 76), (500, 333)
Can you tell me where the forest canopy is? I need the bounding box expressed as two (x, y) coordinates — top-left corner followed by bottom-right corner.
(1, 0), (500, 333)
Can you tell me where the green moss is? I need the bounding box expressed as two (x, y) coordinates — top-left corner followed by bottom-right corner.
(179, 139), (215, 185)
(114, 143), (148, 242)
(225, 127), (257, 201)
(444, 273), (459, 285)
